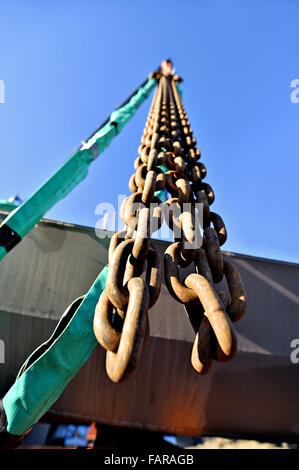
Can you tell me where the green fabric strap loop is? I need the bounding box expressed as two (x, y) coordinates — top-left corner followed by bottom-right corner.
(3, 266), (108, 435)
(0, 77), (157, 261)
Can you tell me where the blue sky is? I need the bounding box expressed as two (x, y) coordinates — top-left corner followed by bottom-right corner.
(0, 0), (299, 263)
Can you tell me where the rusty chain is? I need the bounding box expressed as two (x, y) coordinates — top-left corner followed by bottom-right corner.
(93, 77), (166, 383)
(162, 76), (248, 375)
(93, 69), (248, 382)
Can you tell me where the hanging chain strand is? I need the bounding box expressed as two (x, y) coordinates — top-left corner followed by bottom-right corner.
(93, 67), (248, 382)
(163, 76), (248, 375)
(93, 77), (165, 383)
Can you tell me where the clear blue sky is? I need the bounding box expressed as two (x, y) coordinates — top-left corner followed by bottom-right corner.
(1, 0), (299, 263)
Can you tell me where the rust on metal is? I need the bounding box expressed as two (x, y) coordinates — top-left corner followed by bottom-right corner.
(93, 64), (247, 381)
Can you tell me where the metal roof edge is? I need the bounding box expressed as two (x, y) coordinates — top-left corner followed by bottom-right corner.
(1, 210), (298, 268)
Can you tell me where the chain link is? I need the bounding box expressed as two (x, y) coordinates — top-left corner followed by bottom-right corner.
(93, 77), (166, 383)
(161, 76), (248, 375)
(93, 71), (248, 382)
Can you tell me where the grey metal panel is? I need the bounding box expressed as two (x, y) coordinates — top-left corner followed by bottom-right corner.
(1, 210), (299, 438)
(0, 311), (55, 395)
(50, 342), (299, 440)
(1, 212), (299, 354)
(0, 212), (110, 320)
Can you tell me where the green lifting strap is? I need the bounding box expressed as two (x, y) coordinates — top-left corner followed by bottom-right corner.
(0, 200), (18, 212)
(155, 163), (169, 203)
(3, 266), (108, 436)
(176, 82), (183, 98)
(1, 76), (183, 437)
(0, 77), (157, 261)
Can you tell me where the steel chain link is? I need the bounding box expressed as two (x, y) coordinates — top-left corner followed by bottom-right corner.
(93, 70), (248, 382)
(93, 77), (165, 382)
(162, 76), (248, 375)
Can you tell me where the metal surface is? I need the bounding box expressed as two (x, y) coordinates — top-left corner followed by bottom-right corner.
(0, 211), (299, 439)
